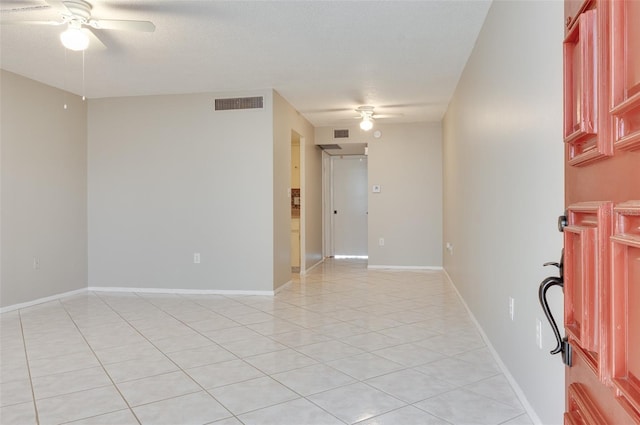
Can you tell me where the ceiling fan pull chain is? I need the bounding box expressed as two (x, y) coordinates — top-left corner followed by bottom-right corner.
(82, 49), (86, 101)
(63, 46), (68, 109)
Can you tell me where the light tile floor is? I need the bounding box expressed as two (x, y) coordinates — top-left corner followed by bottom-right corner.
(0, 259), (534, 425)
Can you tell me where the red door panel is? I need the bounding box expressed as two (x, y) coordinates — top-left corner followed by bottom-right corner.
(565, 383), (607, 425)
(611, 202), (640, 414)
(564, 202), (613, 364)
(564, 8), (606, 165)
(562, 0), (640, 423)
(564, 226), (595, 349)
(610, 0), (640, 151)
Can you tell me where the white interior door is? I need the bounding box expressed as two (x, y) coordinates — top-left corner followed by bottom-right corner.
(332, 156), (368, 257)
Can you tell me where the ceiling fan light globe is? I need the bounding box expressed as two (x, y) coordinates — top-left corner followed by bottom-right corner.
(360, 118), (373, 131)
(60, 26), (89, 51)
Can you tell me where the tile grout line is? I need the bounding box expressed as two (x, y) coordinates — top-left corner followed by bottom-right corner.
(17, 308), (40, 425)
(56, 295), (144, 425)
(117, 278), (407, 423)
(90, 290), (241, 422)
(138, 289), (377, 424)
(128, 290), (349, 423)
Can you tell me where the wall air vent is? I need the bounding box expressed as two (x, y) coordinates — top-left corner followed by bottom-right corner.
(334, 129), (349, 139)
(318, 144), (342, 150)
(215, 96), (264, 111)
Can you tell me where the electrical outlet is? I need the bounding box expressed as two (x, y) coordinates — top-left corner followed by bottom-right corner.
(193, 253), (201, 264)
(379, 238), (385, 246)
(536, 318), (543, 349)
(509, 297), (515, 321)
(33, 257), (40, 270)
(445, 242), (454, 255)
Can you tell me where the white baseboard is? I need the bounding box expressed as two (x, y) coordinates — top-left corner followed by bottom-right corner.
(367, 265), (443, 271)
(442, 269), (542, 425)
(302, 258), (325, 275)
(0, 288), (86, 313)
(274, 280), (292, 294)
(1, 282), (294, 313)
(88, 286), (276, 296)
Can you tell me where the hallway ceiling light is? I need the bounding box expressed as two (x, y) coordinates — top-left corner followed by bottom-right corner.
(357, 106), (376, 131)
(360, 115), (374, 131)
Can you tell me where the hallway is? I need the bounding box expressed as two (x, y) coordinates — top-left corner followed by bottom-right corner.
(1, 259), (533, 425)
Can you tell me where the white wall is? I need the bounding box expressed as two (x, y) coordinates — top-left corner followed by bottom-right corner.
(442, 1), (565, 423)
(88, 91), (275, 292)
(272, 91), (320, 286)
(368, 123), (442, 268)
(315, 123), (443, 268)
(1, 70), (87, 308)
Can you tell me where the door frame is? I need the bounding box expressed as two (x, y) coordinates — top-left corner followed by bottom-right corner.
(298, 135), (306, 273)
(290, 131), (306, 274)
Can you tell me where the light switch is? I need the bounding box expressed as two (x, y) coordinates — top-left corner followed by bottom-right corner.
(372, 184), (381, 193)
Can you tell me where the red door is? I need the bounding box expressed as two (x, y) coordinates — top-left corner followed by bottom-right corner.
(562, 0), (640, 423)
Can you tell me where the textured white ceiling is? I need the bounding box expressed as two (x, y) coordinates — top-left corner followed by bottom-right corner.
(0, 0), (491, 127)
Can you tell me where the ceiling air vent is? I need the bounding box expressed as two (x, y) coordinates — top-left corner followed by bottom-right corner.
(215, 96), (264, 111)
(334, 129), (349, 139)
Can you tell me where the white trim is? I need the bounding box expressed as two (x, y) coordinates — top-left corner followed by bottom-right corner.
(442, 269), (543, 425)
(367, 265), (443, 271)
(274, 280), (292, 294)
(1, 283), (293, 313)
(302, 257), (325, 275)
(0, 288), (86, 313)
(88, 287), (276, 296)
(299, 134), (306, 274)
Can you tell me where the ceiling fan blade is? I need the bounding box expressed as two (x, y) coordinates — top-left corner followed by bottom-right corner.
(89, 18), (155, 32)
(0, 19), (63, 25)
(373, 113), (404, 119)
(300, 107), (354, 114)
(84, 27), (106, 50)
(44, 0), (70, 13)
(0, 5), (52, 13)
(339, 117), (366, 121)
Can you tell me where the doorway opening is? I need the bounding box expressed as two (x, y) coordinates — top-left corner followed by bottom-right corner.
(291, 131), (302, 273)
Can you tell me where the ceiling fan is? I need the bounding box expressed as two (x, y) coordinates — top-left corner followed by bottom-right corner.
(0, 0), (155, 51)
(352, 106), (402, 131)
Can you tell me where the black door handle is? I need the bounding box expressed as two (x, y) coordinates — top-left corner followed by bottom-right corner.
(538, 276), (565, 355)
(544, 259), (564, 281)
(538, 251), (572, 366)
